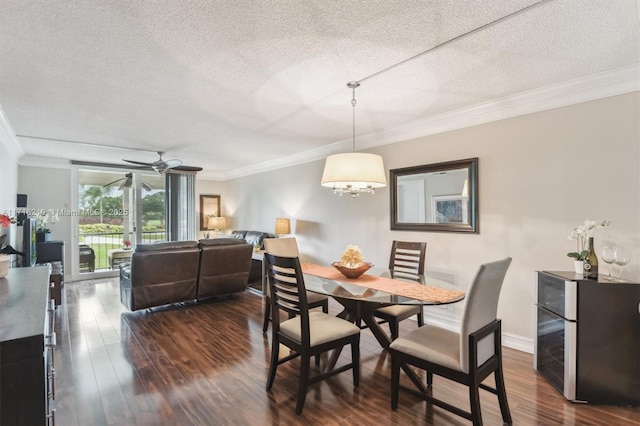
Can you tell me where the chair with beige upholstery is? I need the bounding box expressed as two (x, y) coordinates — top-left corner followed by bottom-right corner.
(265, 253), (360, 415)
(374, 240), (427, 340)
(389, 257), (513, 426)
(262, 237), (328, 332)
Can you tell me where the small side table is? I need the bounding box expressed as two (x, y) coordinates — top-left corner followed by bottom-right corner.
(107, 249), (133, 269)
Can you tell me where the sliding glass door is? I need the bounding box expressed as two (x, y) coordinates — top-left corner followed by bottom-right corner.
(74, 167), (165, 278)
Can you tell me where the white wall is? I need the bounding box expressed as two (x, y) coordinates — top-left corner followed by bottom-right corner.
(18, 166), (73, 270)
(0, 107), (21, 250)
(221, 92), (640, 351)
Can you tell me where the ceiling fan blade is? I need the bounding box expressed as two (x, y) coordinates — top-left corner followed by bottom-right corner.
(173, 165), (203, 172)
(103, 177), (125, 187)
(123, 159), (155, 166)
(164, 159), (183, 168)
(118, 176), (133, 190)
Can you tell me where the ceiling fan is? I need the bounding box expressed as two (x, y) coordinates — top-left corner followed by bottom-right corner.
(123, 151), (203, 174)
(103, 173), (151, 190)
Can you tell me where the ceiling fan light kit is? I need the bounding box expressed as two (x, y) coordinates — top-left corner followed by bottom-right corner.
(123, 151), (187, 174)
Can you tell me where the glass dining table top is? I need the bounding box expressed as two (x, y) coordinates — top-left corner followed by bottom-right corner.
(301, 264), (465, 306)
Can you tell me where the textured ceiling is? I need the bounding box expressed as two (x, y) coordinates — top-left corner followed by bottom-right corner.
(0, 0), (638, 178)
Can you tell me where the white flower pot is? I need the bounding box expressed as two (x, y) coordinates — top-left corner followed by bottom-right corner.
(573, 260), (584, 274)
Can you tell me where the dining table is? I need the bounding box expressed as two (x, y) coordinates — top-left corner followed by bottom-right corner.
(300, 263), (465, 393)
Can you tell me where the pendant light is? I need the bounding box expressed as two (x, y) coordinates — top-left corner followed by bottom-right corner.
(321, 81), (386, 197)
(320, 2), (544, 198)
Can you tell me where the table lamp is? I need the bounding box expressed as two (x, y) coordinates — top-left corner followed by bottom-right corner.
(208, 216), (227, 238)
(274, 218), (290, 236)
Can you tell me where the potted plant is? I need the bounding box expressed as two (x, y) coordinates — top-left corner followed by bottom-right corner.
(567, 219), (610, 273)
(33, 210), (59, 242)
(122, 239), (132, 250)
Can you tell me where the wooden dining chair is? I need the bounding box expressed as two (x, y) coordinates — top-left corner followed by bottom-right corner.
(262, 237), (329, 332)
(389, 257), (513, 426)
(374, 240), (427, 340)
(264, 253), (360, 415)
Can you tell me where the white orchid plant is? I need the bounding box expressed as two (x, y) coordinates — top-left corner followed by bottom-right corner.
(32, 210), (59, 233)
(567, 219), (610, 261)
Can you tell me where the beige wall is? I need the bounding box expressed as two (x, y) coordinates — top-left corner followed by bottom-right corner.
(219, 92), (640, 349)
(13, 92), (639, 350)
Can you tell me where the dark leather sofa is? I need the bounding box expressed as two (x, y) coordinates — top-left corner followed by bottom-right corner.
(120, 241), (200, 311)
(231, 230), (275, 282)
(197, 238), (253, 300)
(120, 239), (253, 311)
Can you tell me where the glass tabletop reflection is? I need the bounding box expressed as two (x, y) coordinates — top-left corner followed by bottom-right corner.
(303, 267), (465, 306)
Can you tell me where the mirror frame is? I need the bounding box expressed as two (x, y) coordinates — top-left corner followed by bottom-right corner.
(390, 157), (478, 233)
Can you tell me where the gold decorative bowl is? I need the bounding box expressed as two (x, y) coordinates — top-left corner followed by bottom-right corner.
(331, 261), (373, 279)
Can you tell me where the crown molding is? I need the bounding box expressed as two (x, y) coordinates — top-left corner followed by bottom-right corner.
(0, 104), (23, 158)
(212, 64), (639, 181)
(19, 155), (72, 170)
(11, 65), (639, 181)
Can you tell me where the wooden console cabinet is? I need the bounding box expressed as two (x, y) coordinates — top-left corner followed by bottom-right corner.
(0, 266), (56, 425)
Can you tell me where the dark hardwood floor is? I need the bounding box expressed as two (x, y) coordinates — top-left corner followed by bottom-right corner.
(52, 278), (639, 425)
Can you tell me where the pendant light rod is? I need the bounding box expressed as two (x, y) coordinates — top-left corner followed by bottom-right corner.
(354, 0), (551, 85)
(347, 81), (360, 153)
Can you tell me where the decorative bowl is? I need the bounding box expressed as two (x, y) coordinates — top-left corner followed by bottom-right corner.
(331, 261), (373, 279)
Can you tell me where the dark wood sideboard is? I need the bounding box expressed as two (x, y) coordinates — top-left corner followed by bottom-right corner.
(0, 266), (55, 425)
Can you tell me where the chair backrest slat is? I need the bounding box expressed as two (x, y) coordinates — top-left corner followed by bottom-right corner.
(389, 241), (427, 276)
(459, 257), (512, 373)
(264, 238), (300, 298)
(265, 253), (310, 344)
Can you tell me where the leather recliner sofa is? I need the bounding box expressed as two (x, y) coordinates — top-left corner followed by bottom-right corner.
(120, 241), (201, 311)
(197, 238), (253, 300)
(120, 238), (253, 311)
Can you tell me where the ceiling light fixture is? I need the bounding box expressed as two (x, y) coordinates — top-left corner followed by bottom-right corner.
(321, 82), (386, 197)
(321, 1), (547, 198)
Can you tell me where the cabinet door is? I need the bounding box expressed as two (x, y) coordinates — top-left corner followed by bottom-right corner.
(577, 282), (640, 404)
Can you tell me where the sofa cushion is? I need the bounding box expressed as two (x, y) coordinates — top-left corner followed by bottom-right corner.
(231, 230), (247, 240)
(198, 238), (245, 247)
(136, 241), (198, 252)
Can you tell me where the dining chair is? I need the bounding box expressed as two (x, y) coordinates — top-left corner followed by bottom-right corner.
(374, 240), (427, 340)
(264, 253), (360, 415)
(262, 237), (329, 332)
(389, 257), (513, 426)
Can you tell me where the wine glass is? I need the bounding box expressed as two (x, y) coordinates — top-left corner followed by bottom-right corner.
(613, 246), (631, 282)
(600, 244), (616, 280)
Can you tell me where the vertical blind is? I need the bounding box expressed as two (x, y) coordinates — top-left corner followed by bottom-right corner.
(165, 172), (196, 241)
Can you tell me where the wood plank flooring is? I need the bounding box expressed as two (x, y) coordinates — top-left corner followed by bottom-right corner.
(52, 278), (639, 425)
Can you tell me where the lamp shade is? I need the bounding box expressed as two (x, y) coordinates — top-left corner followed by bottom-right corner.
(321, 153), (386, 196)
(207, 216), (226, 230)
(275, 218), (290, 235)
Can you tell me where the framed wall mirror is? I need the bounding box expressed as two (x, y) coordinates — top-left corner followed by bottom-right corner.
(390, 158), (478, 233)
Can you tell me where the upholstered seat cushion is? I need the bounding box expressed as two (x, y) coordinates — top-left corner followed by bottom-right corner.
(375, 304), (420, 317)
(389, 324), (461, 372)
(307, 291), (327, 304)
(280, 311), (360, 346)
